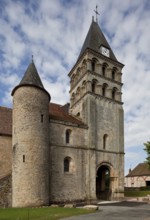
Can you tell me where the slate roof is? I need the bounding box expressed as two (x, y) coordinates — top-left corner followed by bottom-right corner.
(126, 163), (150, 177)
(78, 20), (117, 62)
(0, 103), (85, 136)
(11, 61), (50, 100)
(0, 107), (12, 136)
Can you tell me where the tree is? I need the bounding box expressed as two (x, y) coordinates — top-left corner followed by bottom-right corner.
(143, 141), (150, 169)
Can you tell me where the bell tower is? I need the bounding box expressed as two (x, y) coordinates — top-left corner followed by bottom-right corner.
(69, 18), (124, 200)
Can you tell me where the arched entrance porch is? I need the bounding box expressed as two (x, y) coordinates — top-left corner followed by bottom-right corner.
(96, 164), (112, 200)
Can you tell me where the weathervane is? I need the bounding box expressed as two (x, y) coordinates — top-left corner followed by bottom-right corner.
(94, 5), (100, 23)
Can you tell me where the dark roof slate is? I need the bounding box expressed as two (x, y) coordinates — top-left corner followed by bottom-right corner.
(0, 107), (12, 136)
(78, 20), (117, 61)
(19, 61), (44, 89)
(126, 163), (150, 177)
(11, 62), (50, 100)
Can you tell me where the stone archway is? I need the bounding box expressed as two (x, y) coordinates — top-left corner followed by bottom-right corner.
(96, 164), (112, 200)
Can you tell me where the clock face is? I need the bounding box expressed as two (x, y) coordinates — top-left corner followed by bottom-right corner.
(101, 46), (110, 57)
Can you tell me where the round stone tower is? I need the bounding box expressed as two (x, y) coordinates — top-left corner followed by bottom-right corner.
(11, 61), (50, 207)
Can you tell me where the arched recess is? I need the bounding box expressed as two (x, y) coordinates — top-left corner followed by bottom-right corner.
(91, 57), (98, 72)
(112, 87), (118, 100)
(102, 63), (108, 76)
(76, 87), (81, 99)
(64, 156), (72, 172)
(91, 79), (98, 93)
(76, 67), (81, 80)
(66, 129), (72, 144)
(96, 163), (112, 200)
(82, 80), (86, 94)
(102, 83), (108, 97)
(82, 59), (87, 74)
(112, 67), (117, 80)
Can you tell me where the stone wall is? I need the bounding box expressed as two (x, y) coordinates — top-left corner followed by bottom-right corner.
(0, 135), (12, 177)
(49, 121), (88, 203)
(12, 86), (50, 207)
(0, 175), (12, 207)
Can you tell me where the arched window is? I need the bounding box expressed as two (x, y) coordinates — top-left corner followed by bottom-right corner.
(82, 59), (87, 73)
(102, 63), (108, 76)
(71, 74), (75, 87)
(66, 129), (71, 143)
(112, 67), (117, 80)
(64, 157), (70, 172)
(102, 83), (108, 97)
(112, 70), (115, 80)
(76, 67), (80, 80)
(91, 79), (97, 93)
(76, 87), (80, 99)
(112, 87), (117, 100)
(103, 134), (108, 149)
(91, 58), (97, 72)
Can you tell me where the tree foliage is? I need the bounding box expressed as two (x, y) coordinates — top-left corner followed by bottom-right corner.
(143, 141), (150, 168)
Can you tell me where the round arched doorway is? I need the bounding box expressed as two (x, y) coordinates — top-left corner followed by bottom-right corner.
(96, 164), (111, 200)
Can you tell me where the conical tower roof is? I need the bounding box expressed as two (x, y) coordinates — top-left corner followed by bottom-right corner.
(78, 20), (117, 61)
(12, 61), (50, 100)
(19, 61), (44, 89)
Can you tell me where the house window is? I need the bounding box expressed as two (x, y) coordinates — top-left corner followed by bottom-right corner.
(64, 157), (72, 172)
(146, 181), (150, 186)
(66, 129), (71, 144)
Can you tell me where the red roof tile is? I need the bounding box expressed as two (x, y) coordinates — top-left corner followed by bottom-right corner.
(0, 103), (85, 136)
(49, 103), (85, 126)
(0, 106), (12, 136)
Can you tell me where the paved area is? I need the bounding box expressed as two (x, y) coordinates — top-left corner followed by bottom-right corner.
(62, 201), (150, 220)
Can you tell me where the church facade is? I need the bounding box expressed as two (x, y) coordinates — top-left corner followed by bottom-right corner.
(0, 18), (125, 207)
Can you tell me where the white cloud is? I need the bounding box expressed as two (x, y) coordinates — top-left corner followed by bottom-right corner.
(0, 0), (149, 174)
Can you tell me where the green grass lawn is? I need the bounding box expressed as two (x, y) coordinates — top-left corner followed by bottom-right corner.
(125, 190), (150, 197)
(0, 207), (96, 220)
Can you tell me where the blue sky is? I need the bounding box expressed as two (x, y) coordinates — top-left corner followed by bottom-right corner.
(0, 0), (150, 175)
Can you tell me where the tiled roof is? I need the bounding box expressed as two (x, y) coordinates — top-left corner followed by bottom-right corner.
(78, 20), (117, 62)
(0, 107), (12, 136)
(0, 103), (85, 136)
(126, 163), (150, 177)
(49, 103), (85, 126)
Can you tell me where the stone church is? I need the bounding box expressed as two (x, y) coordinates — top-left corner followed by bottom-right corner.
(0, 18), (125, 207)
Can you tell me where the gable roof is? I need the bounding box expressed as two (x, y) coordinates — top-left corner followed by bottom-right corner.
(126, 163), (150, 177)
(11, 61), (50, 100)
(0, 107), (12, 136)
(49, 103), (85, 126)
(0, 103), (86, 136)
(78, 20), (117, 62)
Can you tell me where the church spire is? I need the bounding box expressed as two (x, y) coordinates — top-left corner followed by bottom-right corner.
(77, 19), (117, 62)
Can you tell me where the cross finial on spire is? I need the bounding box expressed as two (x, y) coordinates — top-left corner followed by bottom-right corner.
(32, 54), (34, 63)
(94, 5), (100, 23)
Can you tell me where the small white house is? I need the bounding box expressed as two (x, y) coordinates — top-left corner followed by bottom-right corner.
(125, 163), (150, 188)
